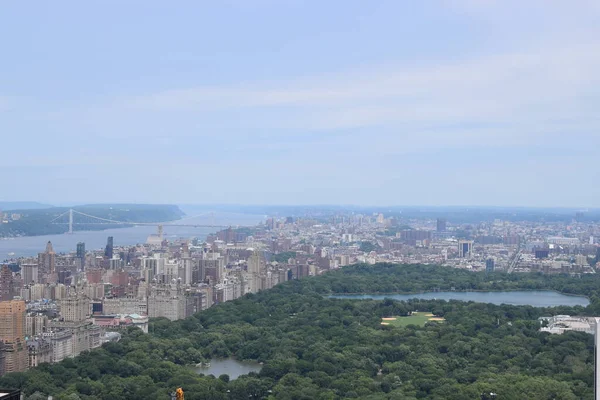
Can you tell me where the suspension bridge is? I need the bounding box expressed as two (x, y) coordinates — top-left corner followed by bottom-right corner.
(50, 209), (232, 236)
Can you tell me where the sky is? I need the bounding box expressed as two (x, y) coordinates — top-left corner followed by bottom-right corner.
(1, 1), (599, 207)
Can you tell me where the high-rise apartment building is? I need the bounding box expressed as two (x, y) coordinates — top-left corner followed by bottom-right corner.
(0, 300), (28, 373)
(59, 295), (90, 322)
(76, 242), (86, 269)
(246, 251), (265, 293)
(147, 285), (193, 321)
(0, 342), (6, 376)
(25, 313), (48, 337)
(201, 254), (225, 284)
(485, 258), (495, 272)
(20, 264), (38, 285)
(0, 266), (13, 302)
(458, 240), (474, 258)
(179, 257), (193, 285)
(76, 242), (86, 259)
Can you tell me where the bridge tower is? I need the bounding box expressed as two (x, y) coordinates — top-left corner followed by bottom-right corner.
(68, 208), (74, 234)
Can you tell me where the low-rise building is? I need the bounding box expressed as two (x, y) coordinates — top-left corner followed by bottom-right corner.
(539, 315), (595, 335)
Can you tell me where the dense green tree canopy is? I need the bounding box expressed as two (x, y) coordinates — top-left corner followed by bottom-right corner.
(2, 263), (598, 399)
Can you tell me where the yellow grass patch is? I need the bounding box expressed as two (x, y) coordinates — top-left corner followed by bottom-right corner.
(424, 313), (434, 317)
(428, 317), (445, 321)
(381, 322), (390, 325)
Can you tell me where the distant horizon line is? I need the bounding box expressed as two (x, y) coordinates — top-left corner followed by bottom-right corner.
(1, 201), (598, 211)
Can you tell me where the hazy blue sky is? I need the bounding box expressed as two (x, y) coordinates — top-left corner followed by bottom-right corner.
(1, 1), (599, 207)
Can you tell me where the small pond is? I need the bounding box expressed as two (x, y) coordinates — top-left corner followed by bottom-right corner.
(193, 358), (262, 380)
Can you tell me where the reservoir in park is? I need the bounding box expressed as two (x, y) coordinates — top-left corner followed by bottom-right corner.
(329, 290), (589, 308)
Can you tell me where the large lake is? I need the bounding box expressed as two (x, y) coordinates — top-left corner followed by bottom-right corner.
(0, 211), (264, 259)
(329, 291), (589, 307)
(194, 358), (262, 380)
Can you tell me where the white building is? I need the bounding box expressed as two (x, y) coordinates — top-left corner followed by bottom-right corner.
(43, 330), (73, 363)
(102, 297), (147, 316)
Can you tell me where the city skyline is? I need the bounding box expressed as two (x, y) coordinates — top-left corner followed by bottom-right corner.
(1, 1), (599, 206)
(1, 201), (599, 212)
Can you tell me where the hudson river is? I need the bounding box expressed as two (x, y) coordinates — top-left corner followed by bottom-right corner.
(0, 212), (264, 259)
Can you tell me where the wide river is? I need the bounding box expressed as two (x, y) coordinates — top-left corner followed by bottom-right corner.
(0, 211), (264, 259)
(329, 291), (589, 307)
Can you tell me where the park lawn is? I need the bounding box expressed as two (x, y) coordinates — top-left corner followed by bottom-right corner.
(381, 312), (445, 327)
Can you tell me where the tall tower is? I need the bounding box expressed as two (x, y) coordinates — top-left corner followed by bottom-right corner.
(458, 240), (474, 258)
(0, 266), (13, 301)
(38, 241), (56, 275)
(105, 236), (114, 259)
(76, 242), (86, 259)
(0, 300), (27, 373)
(247, 251), (264, 293)
(20, 264), (38, 285)
(76, 242), (86, 271)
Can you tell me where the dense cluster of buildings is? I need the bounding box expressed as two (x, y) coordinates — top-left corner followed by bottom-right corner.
(0, 225), (309, 375)
(1, 210), (599, 376)
(268, 213), (600, 275)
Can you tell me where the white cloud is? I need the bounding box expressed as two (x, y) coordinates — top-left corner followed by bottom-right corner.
(116, 42), (600, 144)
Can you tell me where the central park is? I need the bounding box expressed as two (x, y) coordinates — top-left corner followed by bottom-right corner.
(2, 263), (600, 399)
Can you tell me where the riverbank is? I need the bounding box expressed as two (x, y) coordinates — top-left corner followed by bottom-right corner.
(0, 211), (264, 259)
(0, 204), (185, 238)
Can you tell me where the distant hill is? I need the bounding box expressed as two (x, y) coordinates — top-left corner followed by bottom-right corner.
(0, 201), (54, 210)
(0, 204), (185, 237)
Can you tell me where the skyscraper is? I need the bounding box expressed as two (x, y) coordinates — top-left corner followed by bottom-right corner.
(0, 266), (13, 302)
(76, 242), (85, 259)
(0, 300), (27, 373)
(76, 242), (86, 269)
(105, 237), (114, 259)
(485, 259), (495, 272)
(458, 240), (474, 258)
(20, 264), (38, 285)
(436, 218), (447, 232)
(38, 241), (56, 275)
